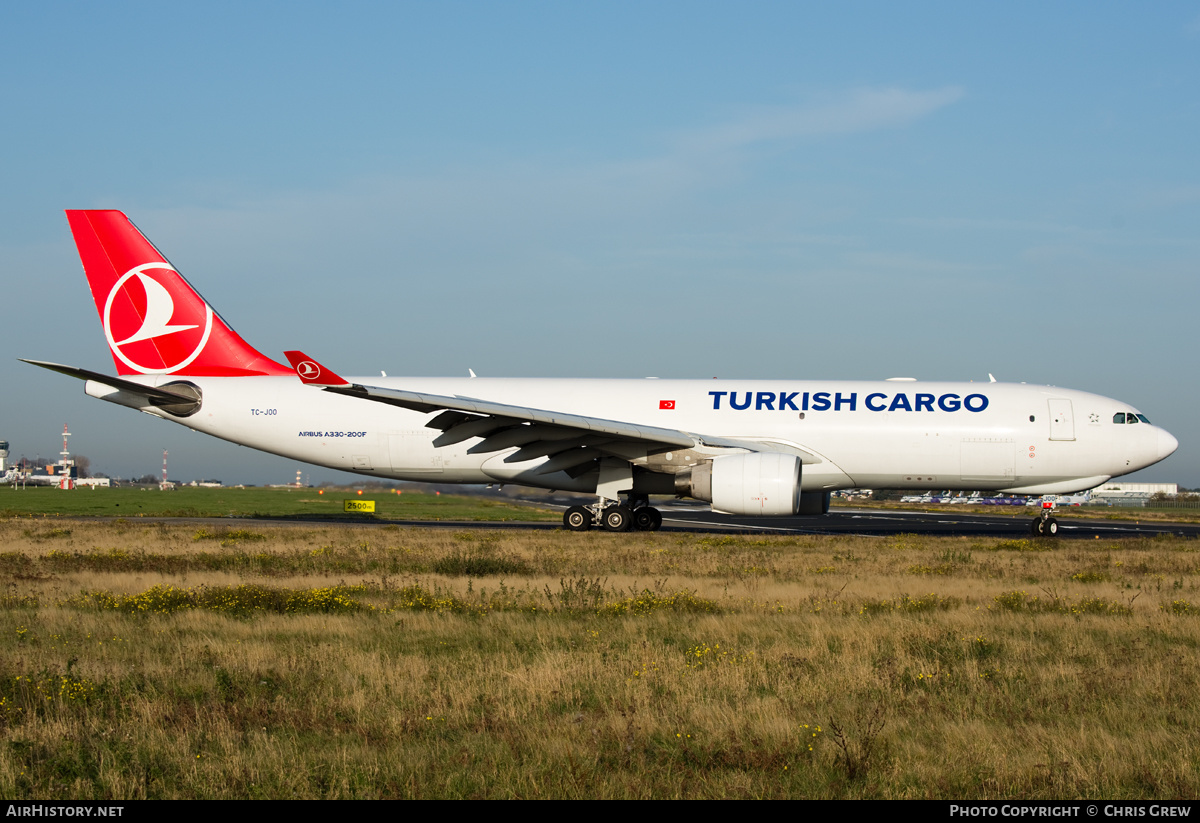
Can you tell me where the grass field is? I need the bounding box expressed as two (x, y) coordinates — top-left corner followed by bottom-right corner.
(0, 485), (560, 522)
(2, 519), (1200, 798)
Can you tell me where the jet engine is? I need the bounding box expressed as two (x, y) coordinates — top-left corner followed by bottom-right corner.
(674, 452), (802, 515)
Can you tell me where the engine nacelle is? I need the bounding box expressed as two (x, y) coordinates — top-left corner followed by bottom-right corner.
(675, 453), (802, 516)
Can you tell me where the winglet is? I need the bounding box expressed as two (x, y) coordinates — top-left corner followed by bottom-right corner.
(283, 351), (351, 387)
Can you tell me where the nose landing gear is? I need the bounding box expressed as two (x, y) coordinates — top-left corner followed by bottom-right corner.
(1031, 501), (1059, 537)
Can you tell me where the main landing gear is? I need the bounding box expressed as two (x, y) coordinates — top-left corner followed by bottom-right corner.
(563, 494), (663, 532)
(1031, 502), (1059, 537)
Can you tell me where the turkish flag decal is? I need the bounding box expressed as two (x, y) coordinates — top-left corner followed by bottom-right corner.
(659, 400), (676, 410)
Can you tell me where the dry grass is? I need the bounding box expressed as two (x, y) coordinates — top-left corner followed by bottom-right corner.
(3, 519), (1200, 798)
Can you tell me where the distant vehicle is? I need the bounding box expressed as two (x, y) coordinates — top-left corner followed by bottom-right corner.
(25, 210), (1178, 537)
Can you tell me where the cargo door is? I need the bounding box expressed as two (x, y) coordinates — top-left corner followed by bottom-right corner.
(960, 439), (1016, 482)
(389, 433), (444, 473)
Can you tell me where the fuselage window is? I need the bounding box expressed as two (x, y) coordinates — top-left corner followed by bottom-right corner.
(1113, 413), (1126, 424)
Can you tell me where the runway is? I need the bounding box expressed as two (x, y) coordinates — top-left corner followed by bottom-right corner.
(169, 503), (1200, 540)
(648, 504), (1200, 539)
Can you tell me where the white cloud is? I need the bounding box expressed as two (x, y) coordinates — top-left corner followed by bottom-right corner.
(892, 215), (1107, 238)
(844, 250), (999, 276)
(1132, 184), (1200, 211)
(676, 86), (966, 154)
(136, 86), (967, 259)
(97, 84), (971, 345)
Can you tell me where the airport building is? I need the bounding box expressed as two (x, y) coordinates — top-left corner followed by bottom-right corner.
(1091, 482), (1179, 500)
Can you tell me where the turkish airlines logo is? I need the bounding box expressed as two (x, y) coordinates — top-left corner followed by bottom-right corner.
(103, 264), (214, 374)
(659, 400), (675, 410)
(296, 361), (322, 380)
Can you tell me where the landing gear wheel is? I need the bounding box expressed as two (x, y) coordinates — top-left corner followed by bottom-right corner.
(1044, 517), (1059, 536)
(633, 507), (663, 531)
(601, 505), (633, 532)
(564, 506), (593, 531)
(1031, 517), (1045, 537)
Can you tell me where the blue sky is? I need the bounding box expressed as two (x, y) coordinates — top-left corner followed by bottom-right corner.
(2, 2), (1198, 487)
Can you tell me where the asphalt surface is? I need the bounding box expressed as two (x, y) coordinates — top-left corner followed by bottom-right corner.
(652, 505), (1200, 539)
(117, 504), (1200, 539)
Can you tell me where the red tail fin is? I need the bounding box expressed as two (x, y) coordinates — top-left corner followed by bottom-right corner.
(66, 210), (291, 377)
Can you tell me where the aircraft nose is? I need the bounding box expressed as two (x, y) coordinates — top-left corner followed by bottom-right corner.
(1158, 429), (1179, 461)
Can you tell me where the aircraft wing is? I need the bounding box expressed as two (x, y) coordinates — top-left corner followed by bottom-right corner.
(283, 351), (818, 475)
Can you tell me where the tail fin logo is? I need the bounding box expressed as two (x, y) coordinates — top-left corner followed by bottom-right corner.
(103, 264), (214, 374)
(296, 361), (321, 380)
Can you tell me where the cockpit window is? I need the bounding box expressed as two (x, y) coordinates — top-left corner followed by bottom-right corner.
(1113, 413), (1126, 424)
(1137, 414), (1151, 424)
(1127, 414), (1140, 424)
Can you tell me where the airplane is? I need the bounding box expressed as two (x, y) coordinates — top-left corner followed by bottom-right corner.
(0, 465), (73, 487)
(2, 471), (70, 488)
(24, 210), (1179, 537)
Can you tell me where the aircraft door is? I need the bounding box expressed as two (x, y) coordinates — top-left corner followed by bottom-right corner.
(389, 433), (444, 473)
(960, 438), (1016, 482)
(1048, 399), (1075, 441)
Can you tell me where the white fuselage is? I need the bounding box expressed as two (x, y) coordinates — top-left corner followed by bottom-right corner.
(95, 375), (1177, 496)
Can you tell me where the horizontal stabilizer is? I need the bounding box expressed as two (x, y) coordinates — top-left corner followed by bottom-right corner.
(20, 359), (201, 406)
